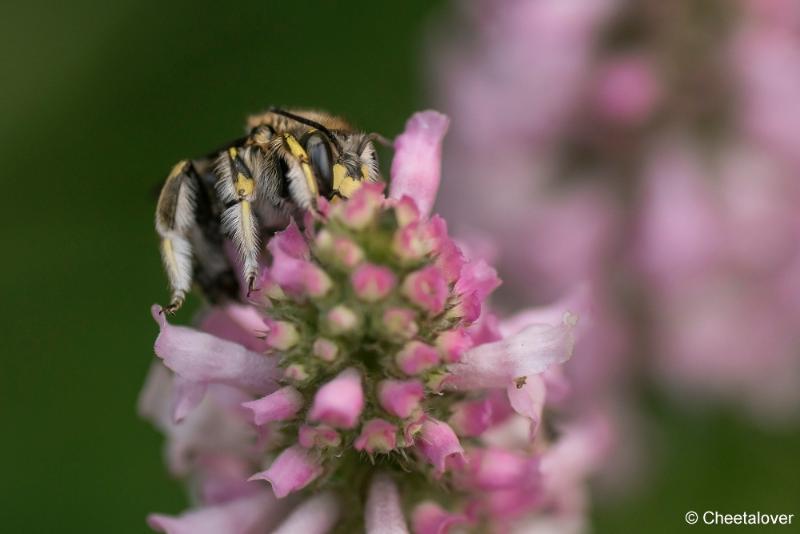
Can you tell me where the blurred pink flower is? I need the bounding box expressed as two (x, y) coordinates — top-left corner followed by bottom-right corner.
(432, 0), (800, 425)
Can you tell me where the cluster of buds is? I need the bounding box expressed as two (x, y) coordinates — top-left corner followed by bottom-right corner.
(245, 180), (495, 475)
(143, 112), (593, 534)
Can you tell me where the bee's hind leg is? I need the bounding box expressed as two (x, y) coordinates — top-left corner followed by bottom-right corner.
(215, 147), (264, 294)
(156, 161), (198, 313)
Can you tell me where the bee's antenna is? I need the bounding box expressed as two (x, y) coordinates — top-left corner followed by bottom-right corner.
(268, 107), (345, 154)
(365, 132), (393, 149)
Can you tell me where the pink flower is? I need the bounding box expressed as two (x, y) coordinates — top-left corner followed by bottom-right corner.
(151, 306), (279, 398)
(365, 473), (410, 534)
(592, 55), (661, 126)
(416, 419), (464, 475)
(447, 313), (577, 389)
(389, 111), (450, 217)
(147, 491), (286, 534)
(411, 501), (469, 534)
(144, 110), (587, 532)
(458, 447), (540, 491)
(248, 445), (323, 498)
(271, 492), (340, 534)
(241, 386), (304, 426)
(448, 391), (513, 438)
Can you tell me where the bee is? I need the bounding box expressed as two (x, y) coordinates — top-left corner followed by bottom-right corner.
(155, 108), (383, 313)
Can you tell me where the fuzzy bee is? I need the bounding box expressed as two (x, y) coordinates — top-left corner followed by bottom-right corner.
(155, 108), (382, 313)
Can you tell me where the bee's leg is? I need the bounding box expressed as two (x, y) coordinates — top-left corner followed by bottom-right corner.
(215, 147), (262, 295)
(155, 161), (197, 313)
(275, 133), (320, 211)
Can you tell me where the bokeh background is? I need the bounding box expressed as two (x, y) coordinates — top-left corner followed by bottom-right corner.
(1, 1), (798, 533)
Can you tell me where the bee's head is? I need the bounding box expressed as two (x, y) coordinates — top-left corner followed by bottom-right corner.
(266, 108), (382, 203)
(301, 130), (380, 201)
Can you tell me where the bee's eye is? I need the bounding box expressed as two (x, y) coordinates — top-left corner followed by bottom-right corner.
(304, 133), (333, 197)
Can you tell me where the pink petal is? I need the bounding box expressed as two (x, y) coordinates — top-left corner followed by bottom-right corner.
(249, 445), (323, 498)
(268, 223), (332, 298)
(416, 419), (464, 475)
(389, 111), (450, 217)
(365, 473), (410, 534)
(269, 221), (309, 259)
(171, 377), (207, 423)
(426, 216), (465, 283)
(447, 316), (578, 389)
(506, 374), (547, 438)
(308, 368), (365, 429)
(139, 366), (256, 477)
(499, 284), (591, 337)
(411, 501), (468, 534)
(199, 304), (269, 352)
(195, 454), (259, 505)
(242, 386), (304, 426)
(448, 390), (513, 438)
(378, 379), (425, 419)
(147, 491), (283, 534)
(151, 305), (280, 396)
(271, 253), (331, 298)
(459, 447), (540, 491)
(454, 259), (501, 302)
(272, 492), (340, 534)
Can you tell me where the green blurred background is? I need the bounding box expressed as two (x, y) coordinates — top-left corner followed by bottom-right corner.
(0, 1), (797, 532)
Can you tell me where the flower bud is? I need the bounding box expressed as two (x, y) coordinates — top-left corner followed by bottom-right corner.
(435, 328), (473, 363)
(354, 419), (398, 453)
(248, 445), (322, 498)
(333, 236), (365, 269)
(392, 222), (429, 262)
(416, 419), (464, 475)
(304, 264), (333, 298)
(396, 341), (440, 375)
(351, 263), (397, 302)
(378, 379), (425, 419)
(298, 424), (342, 449)
(325, 305), (360, 335)
(242, 386), (304, 426)
(283, 363), (309, 382)
(381, 307), (419, 340)
(334, 182), (383, 230)
(393, 196), (420, 227)
(402, 266), (448, 315)
(312, 337), (339, 362)
(308, 368), (365, 429)
(265, 320), (299, 351)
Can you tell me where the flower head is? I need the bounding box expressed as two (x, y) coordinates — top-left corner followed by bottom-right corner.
(144, 111), (583, 532)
